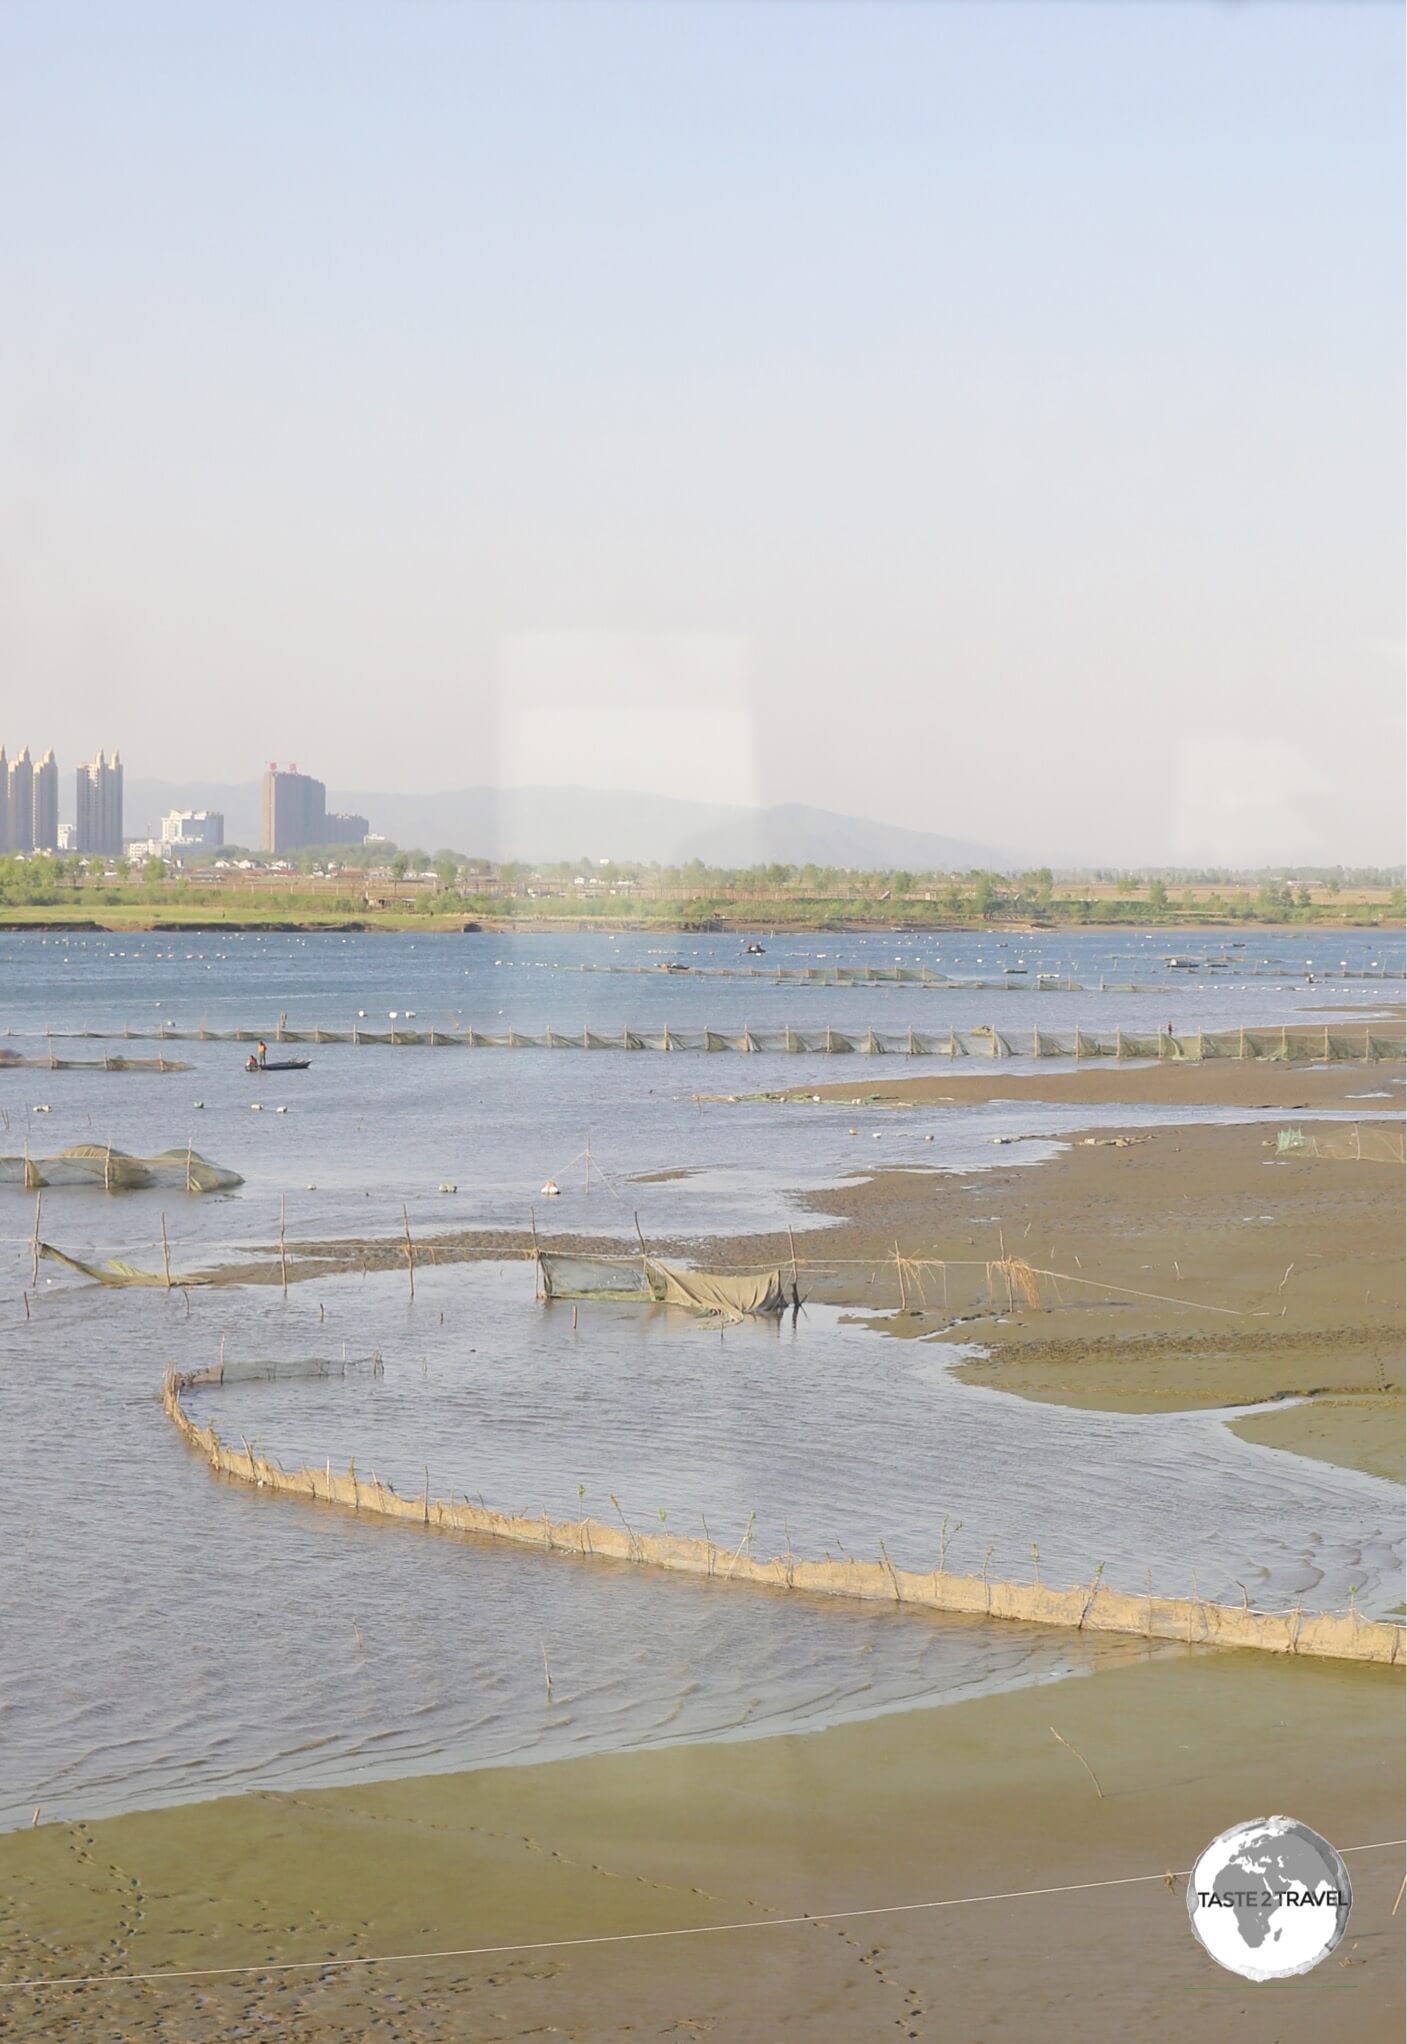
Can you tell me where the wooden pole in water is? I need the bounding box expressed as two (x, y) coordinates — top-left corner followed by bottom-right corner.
(160, 1211), (173, 1290)
(30, 1189), (42, 1287)
(894, 1240), (908, 1310)
(278, 1195), (289, 1296)
(402, 1204), (415, 1298)
(530, 1207), (541, 1297)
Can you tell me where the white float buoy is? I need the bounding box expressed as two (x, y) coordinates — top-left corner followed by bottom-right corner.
(541, 1179), (561, 1196)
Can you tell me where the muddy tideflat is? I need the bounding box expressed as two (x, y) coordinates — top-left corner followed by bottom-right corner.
(1, 1652), (1400, 2041)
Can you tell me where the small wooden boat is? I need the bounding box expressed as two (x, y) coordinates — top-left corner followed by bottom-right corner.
(245, 1056), (312, 1072)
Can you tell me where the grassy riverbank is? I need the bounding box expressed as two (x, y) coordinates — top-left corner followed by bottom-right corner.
(0, 871), (1402, 935)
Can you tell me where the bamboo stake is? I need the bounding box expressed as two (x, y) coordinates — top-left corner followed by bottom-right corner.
(402, 1204), (415, 1297)
(30, 1190), (41, 1287)
(160, 1212), (173, 1289)
(279, 1196), (289, 1296)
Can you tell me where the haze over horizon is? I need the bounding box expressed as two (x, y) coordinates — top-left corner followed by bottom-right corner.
(3, 2), (1402, 865)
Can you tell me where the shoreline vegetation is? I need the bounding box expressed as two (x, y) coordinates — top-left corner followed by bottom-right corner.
(0, 854), (1403, 931)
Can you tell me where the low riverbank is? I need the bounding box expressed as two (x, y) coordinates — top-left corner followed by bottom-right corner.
(2, 899), (1402, 933)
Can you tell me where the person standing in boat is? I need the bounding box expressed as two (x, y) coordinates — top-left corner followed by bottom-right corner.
(257, 1039), (267, 1069)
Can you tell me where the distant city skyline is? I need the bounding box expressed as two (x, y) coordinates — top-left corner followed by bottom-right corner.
(2, 3), (1402, 863)
(1, 742), (124, 854)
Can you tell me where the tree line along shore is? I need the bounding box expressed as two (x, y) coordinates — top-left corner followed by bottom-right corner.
(0, 856), (1401, 934)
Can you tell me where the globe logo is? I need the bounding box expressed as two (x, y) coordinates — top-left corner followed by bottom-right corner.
(1187, 1817), (1352, 1980)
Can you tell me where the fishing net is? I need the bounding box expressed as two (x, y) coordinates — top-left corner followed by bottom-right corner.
(160, 1369), (1405, 1669)
(1276, 1125), (1405, 1164)
(15, 1023), (1402, 1059)
(172, 1355), (383, 1389)
(0, 1048), (189, 1071)
(0, 1146), (242, 1191)
(538, 1253), (787, 1320)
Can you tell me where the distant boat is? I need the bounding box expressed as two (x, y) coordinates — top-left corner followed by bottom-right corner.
(746, 942), (766, 955)
(1165, 956), (1203, 969)
(246, 1056), (311, 1072)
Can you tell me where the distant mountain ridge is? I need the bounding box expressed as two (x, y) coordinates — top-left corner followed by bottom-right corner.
(122, 780), (1010, 871)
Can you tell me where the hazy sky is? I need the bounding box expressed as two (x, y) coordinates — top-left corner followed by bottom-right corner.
(2, 0), (1402, 862)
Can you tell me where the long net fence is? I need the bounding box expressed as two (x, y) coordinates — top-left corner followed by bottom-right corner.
(520, 959), (1407, 989)
(0, 1047), (188, 1072)
(162, 1364), (1404, 1668)
(12, 1021), (1404, 1059)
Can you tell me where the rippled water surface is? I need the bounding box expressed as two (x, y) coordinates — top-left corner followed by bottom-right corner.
(1, 927), (1401, 1829)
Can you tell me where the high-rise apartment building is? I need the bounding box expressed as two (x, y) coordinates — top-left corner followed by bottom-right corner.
(75, 749), (124, 856)
(325, 811), (370, 844)
(31, 750), (59, 850)
(1, 746), (60, 852)
(3, 746), (34, 853)
(261, 765), (327, 853)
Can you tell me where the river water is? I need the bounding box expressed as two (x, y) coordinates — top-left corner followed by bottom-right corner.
(0, 925), (1401, 1828)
